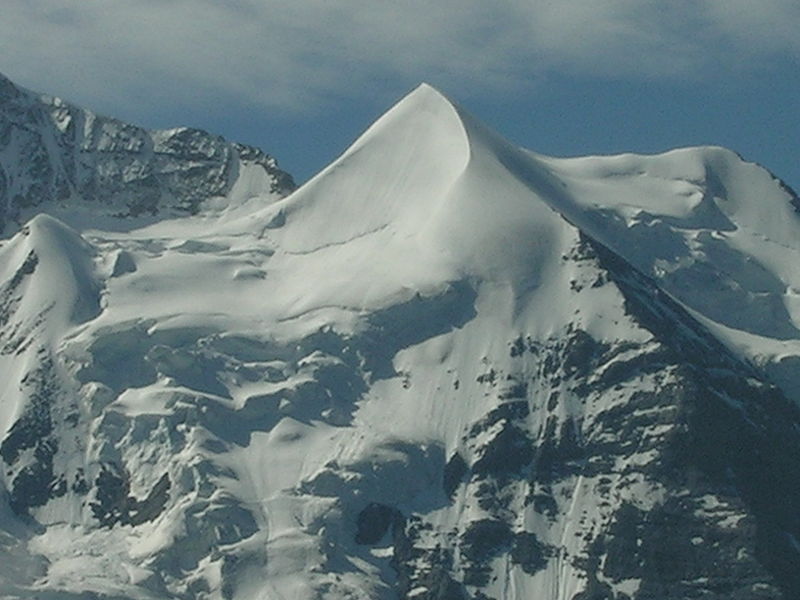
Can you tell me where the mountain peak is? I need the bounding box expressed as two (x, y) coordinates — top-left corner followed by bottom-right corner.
(347, 82), (466, 154)
(269, 82), (474, 257)
(0, 70), (21, 100)
(5, 77), (800, 600)
(406, 81), (453, 104)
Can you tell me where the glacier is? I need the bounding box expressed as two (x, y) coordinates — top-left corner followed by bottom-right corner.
(0, 77), (800, 599)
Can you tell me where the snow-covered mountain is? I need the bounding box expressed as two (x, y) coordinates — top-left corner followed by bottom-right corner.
(1, 77), (800, 600)
(0, 72), (295, 234)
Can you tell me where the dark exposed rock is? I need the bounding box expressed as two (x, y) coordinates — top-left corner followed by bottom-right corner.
(457, 518), (515, 587)
(472, 423), (534, 477)
(8, 458), (64, 514)
(233, 142), (296, 193)
(509, 336), (526, 357)
(91, 464), (171, 527)
(510, 532), (550, 575)
(467, 401), (529, 437)
(591, 346), (671, 392)
(531, 419), (584, 484)
(571, 547), (616, 600)
(418, 232), (800, 598)
(561, 329), (609, 379)
(462, 563), (492, 588)
(555, 233), (800, 597)
(1, 356), (64, 515)
(392, 519), (466, 600)
(528, 490), (558, 518)
(0, 74), (295, 232)
(596, 497), (782, 599)
(586, 234), (746, 374)
(0, 379), (53, 464)
(355, 502), (403, 545)
(474, 479), (513, 513)
(476, 369), (497, 385)
(0, 250), (38, 336)
(546, 391), (559, 411)
(498, 380), (527, 400)
(91, 467), (129, 526)
(414, 566), (467, 600)
(72, 468), (90, 494)
(443, 452), (468, 499)
(129, 473), (171, 525)
(777, 178), (800, 214)
(460, 519), (512, 563)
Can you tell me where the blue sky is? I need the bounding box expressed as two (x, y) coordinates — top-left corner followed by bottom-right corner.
(2, 1), (799, 191)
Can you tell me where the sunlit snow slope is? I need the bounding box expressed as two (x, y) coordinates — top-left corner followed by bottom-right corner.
(2, 82), (800, 600)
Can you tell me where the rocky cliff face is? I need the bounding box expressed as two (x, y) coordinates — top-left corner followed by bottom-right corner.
(0, 81), (799, 600)
(0, 72), (294, 233)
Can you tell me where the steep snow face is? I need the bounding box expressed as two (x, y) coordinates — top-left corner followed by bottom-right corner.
(1, 83), (800, 600)
(536, 148), (800, 398)
(0, 213), (101, 443)
(234, 84), (580, 321)
(0, 214), (101, 337)
(275, 83), (472, 252)
(0, 72), (294, 234)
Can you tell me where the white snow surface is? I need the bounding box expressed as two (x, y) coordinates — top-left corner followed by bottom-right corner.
(0, 83), (798, 599)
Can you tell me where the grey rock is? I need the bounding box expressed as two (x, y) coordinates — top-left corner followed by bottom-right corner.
(0, 72), (295, 233)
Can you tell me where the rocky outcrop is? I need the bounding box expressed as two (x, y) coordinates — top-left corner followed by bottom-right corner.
(0, 72), (294, 232)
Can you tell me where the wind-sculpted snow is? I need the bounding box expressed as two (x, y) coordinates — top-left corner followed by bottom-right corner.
(1, 81), (800, 599)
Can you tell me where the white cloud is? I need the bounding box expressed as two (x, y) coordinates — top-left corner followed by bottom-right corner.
(1, 0), (797, 120)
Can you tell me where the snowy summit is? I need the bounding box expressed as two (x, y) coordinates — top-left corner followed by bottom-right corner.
(1, 76), (800, 599)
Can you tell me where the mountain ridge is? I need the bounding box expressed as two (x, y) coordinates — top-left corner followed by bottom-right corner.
(0, 71), (295, 235)
(1, 77), (800, 599)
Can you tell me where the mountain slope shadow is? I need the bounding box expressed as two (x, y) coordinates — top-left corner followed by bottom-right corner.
(586, 233), (800, 598)
(359, 280), (477, 379)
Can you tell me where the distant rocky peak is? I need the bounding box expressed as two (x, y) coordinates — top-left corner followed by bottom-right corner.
(0, 72), (295, 235)
(0, 71), (21, 101)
